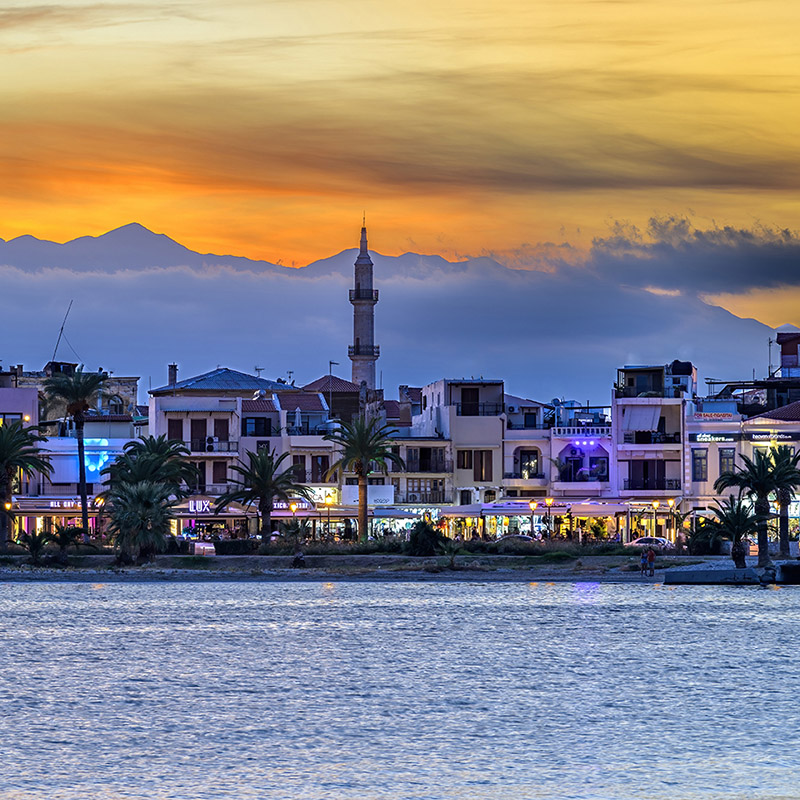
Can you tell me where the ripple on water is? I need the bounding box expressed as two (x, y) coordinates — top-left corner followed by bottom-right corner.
(1, 581), (799, 800)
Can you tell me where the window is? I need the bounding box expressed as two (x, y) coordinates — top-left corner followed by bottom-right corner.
(523, 412), (538, 428)
(519, 450), (540, 478)
(242, 417), (271, 437)
(214, 418), (229, 441)
(167, 418), (183, 442)
(212, 461), (227, 484)
(719, 447), (736, 477)
(692, 449), (708, 482)
(460, 489), (472, 505)
(473, 450), (493, 482)
(292, 455), (306, 481)
(456, 450), (473, 470)
(107, 395), (124, 414)
(311, 455), (330, 482)
(368, 477), (385, 485)
(589, 456), (609, 480)
(0, 413), (23, 427)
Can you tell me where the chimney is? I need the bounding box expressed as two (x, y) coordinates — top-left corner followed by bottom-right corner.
(168, 363), (178, 387)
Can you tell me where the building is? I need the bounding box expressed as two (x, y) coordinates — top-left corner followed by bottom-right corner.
(348, 224), (380, 391)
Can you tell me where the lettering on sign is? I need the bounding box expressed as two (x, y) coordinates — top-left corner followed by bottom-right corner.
(188, 499), (212, 514)
(749, 432), (797, 442)
(690, 432), (740, 443)
(694, 412), (735, 420)
(49, 500), (78, 509)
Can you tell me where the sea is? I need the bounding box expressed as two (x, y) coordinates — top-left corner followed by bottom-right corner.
(1, 580), (798, 800)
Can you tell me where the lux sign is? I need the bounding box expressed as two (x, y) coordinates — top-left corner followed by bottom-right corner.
(189, 500), (211, 514)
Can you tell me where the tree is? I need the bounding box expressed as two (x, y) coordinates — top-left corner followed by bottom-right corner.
(772, 445), (800, 558)
(714, 447), (800, 568)
(324, 415), (405, 542)
(102, 435), (198, 497)
(43, 367), (109, 535)
(50, 524), (83, 563)
(0, 421), (53, 546)
(214, 448), (312, 539)
(706, 495), (759, 569)
(106, 480), (178, 562)
(16, 528), (52, 566)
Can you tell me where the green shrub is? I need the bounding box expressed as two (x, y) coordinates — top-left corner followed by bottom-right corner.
(213, 539), (259, 555)
(404, 521), (444, 557)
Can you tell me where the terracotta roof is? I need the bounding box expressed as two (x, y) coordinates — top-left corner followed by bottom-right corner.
(401, 387), (422, 403)
(276, 392), (327, 412)
(751, 401), (800, 422)
(303, 375), (359, 393)
(383, 400), (401, 418)
(242, 398), (277, 413)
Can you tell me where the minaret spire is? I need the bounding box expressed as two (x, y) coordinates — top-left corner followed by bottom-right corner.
(348, 220), (379, 390)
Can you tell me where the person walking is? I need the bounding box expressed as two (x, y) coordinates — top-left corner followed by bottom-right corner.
(640, 550), (648, 577)
(646, 546), (656, 577)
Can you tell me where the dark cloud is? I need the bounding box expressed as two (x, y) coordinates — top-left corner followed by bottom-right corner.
(579, 216), (800, 294)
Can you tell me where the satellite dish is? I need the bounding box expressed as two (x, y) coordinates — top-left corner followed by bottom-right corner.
(253, 389), (267, 399)
(551, 398), (562, 407)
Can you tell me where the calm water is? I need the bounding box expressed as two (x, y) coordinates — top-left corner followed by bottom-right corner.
(1, 580), (798, 800)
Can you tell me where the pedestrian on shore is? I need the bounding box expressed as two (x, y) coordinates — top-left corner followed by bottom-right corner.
(640, 551), (648, 576)
(646, 547), (656, 577)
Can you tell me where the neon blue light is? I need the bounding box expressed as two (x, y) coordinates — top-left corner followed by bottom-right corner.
(84, 438), (110, 474)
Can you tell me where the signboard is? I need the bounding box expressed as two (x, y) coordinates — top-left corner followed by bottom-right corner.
(341, 484), (396, 507)
(188, 499), (212, 514)
(688, 432), (740, 443)
(747, 431), (800, 442)
(694, 412), (736, 420)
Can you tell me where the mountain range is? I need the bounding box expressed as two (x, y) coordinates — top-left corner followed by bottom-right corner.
(0, 223), (776, 402)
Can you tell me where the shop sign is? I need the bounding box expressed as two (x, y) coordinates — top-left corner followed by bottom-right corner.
(49, 500), (78, 509)
(274, 499), (314, 510)
(694, 412), (736, 420)
(688, 432), (740, 443)
(341, 485), (395, 506)
(188, 499), (212, 514)
(748, 431), (800, 442)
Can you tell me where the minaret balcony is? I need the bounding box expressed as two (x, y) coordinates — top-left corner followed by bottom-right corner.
(348, 344), (380, 357)
(349, 289), (379, 302)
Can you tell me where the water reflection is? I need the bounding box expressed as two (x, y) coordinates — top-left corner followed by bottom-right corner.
(0, 582), (798, 800)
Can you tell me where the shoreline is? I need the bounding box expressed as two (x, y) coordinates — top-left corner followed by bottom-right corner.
(0, 553), (753, 584)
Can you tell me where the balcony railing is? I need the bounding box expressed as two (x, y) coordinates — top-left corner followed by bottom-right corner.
(552, 425), (611, 437)
(405, 459), (453, 474)
(285, 424), (330, 436)
(349, 289), (379, 301)
(503, 471), (546, 480)
(396, 491), (452, 504)
(188, 439), (239, 453)
(348, 344), (380, 357)
(455, 402), (503, 417)
(623, 478), (681, 490)
(186, 484), (234, 496)
(622, 432), (681, 444)
(614, 385), (685, 399)
(290, 470), (337, 484)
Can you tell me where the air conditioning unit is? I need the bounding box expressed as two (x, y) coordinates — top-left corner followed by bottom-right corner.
(206, 436), (215, 444)
(508, 406), (516, 413)
(206, 443), (216, 452)
(408, 494), (419, 502)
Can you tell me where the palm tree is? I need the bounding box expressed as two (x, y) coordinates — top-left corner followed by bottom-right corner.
(324, 416), (405, 542)
(772, 445), (800, 558)
(706, 495), (759, 569)
(214, 448), (311, 539)
(0, 421), (53, 546)
(714, 447), (800, 568)
(102, 435), (198, 497)
(51, 523), (83, 563)
(16, 528), (52, 566)
(43, 367), (109, 535)
(106, 480), (178, 562)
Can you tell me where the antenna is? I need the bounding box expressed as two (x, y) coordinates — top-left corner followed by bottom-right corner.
(51, 300), (74, 363)
(287, 370), (294, 383)
(254, 366), (264, 378)
(768, 336), (774, 377)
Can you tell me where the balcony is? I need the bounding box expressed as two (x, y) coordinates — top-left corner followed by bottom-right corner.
(623, 478), (681, 490)
(405, 459), (453, 474)
(396, 491), (452, 504)
(503, 471), (546, 480)
(455, 402), (503, 416)
(186, 483), (235, 497)
(552, 425), (611, 437)
(622, 431), (681, 445)
(187, 439), (239, 453)
(349, 289), (379, 301)
(348, 344), (380, 357)
(291, 470), (337, 484)
(285, 424), (330, 436)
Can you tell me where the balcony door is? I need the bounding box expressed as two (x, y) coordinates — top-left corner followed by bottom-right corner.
(461, 388), (479, 416)
(630, 459), (665, 489)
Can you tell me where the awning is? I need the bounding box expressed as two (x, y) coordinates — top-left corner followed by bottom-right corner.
(622, 406), (660, 431)
(439, 503), (484, 518)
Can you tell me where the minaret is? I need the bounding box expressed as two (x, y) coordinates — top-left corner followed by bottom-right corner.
(348, 221), (379, 390)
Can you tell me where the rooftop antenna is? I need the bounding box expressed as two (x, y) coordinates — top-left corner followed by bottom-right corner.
(51, 299), (74, 363)
(254, 366), (264, 378)
(287, 370), (294, 383)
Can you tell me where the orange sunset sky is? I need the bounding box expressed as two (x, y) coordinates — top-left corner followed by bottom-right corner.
(3, 0), (800, 325)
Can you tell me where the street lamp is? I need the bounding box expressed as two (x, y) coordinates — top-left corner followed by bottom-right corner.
(528, 500), (538, 537)
(667, 498), (675, 541)
(652, 500), (660, 536)
(545, 497), (554, 538)
(324, 493), (334, 538)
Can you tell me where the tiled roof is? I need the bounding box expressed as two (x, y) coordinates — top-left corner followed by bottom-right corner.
(242, 398), (278, 413)
(276, 392), (327, 412)
(383, 400), (401, 418)
(303, 375), (359, 393)
(150, 368), (287, 395)
(751, 401), (800, 422)
(402, 387), (422, 403)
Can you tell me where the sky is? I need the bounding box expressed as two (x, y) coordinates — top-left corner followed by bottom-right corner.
(2, 0), (800, 395)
